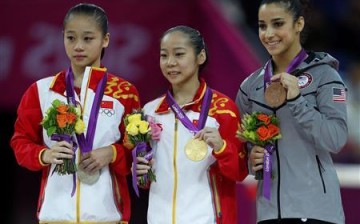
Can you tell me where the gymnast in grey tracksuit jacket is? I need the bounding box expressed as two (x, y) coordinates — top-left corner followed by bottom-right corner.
(236, 51), (347, 224)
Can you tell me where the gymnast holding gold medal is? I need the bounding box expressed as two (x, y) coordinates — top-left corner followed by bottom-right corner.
(166, 86), (212, 162)
(135, 26), (248, 224)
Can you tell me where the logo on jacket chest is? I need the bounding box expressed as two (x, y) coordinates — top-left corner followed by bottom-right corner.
(298, 72), (313, 89)
(100, 101), (115, 117)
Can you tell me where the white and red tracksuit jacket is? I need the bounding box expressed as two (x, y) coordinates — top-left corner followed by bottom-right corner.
(11, 67), (140, 223)
(143, 79), (248, 224)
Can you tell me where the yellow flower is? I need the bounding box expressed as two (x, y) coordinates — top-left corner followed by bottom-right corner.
(126, 123), (139, 136)
(127, 113), (142, 124)
(75, 105), (82, 116)
(138, 120), (150, 134)
(75, 119), (85, 134)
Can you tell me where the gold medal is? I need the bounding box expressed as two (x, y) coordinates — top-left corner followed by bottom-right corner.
(184, 138), (208, 161)
(264, 82), (287, 108)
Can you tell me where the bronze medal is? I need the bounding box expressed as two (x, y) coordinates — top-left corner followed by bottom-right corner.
(184, 139), (208, 161)
(264, 82), (287, 108)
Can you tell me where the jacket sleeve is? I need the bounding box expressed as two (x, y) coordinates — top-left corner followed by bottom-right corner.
(235, 76), (257, 175)
(212, 95), (248, 181)
(110, 83), (141, 175)
(235, 77), (253, 117)
(10, 82), (47, 171)
(287, 66), (348, 153)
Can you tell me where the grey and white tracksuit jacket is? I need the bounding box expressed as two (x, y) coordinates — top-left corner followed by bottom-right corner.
(236, 52), (347, 224)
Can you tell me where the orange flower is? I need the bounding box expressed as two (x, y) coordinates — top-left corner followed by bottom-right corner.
(257, 114), (270, 125)
(56, 114), (68, 128)
(256, 125), (271, 141)
(267, 123), (280, 138)
(66, 112), (77, 124)
(57, 104), (69, 114)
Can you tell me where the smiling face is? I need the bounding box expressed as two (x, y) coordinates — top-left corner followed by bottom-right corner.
(258, 3), (304, 59)
(63, 14), (109, 72)
(159, 31), (206, 88)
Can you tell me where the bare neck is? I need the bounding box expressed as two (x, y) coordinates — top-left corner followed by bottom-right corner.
(172, 79), (200, 105)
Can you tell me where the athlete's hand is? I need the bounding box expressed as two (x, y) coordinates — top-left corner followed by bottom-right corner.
(134, 157), (154, 181)
(41, 141), (74, 164)
(78, 146), (113, 173)
(249, 145), (265, 173)
(195, 127), (224, 152)
(272, 72), (300, 100)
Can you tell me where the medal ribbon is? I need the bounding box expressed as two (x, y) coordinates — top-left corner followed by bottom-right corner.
(166, 86), (213, 133)
(65, 67), (107, 195)
(263, 48), (307, 91)
(263, 144), (275, 200)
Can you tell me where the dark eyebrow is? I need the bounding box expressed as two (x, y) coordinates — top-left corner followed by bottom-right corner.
(64, 30), (95, 35)
(271, 18), (284, 22)
(160, 47), (186, 51)
(173, 47), (186, 51)
(258, 18), (284, 23)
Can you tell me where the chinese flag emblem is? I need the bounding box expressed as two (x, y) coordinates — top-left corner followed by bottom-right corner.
(101, 101), (113, 109)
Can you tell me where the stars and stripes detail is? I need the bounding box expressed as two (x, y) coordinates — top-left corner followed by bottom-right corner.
(332, 87), (346, 102)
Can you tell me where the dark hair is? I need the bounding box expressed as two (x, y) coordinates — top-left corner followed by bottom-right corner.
(259, 0), (311, 44)
(63, 3), (109, 58)
(161, 25), (209, 73)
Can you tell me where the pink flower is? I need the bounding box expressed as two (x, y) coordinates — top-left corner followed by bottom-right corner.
(147, 116), (162, 141)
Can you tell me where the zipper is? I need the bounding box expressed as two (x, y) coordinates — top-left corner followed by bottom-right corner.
(275, 140), (281, 221)
(172, 119), (179, 224)
(274, 111), (282, 221)
(316, 155), (326, 193)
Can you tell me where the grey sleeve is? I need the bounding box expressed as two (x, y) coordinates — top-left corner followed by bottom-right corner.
(235, 78), (256, 175)
(287, 69), (348, 154)
(235, 78), (253, 119)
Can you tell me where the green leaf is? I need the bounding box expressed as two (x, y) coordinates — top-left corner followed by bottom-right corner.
(52, 99), (61, 107)
(47, 126), (57, 136)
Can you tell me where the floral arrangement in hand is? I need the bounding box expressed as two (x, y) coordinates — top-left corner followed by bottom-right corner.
(124, 110), (162, 196)
(238, 112), (281, 146)
(237, 112), (281, 180)
(41, 99), (85, 175)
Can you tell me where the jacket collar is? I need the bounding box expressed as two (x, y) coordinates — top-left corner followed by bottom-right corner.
(155, 78), (208, 114)
(49, 67), (107, 95)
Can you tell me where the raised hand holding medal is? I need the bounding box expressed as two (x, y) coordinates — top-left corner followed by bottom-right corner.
(264, 49), (307, 108)
(264, 81), (287, 108)
(166, 87), (213, 162)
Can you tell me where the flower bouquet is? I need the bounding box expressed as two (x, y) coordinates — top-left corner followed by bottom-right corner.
(238, 112), (282, 179)
(124, 110), (162, 197)
(41, 99), (85, 175)
(237, 112), (281, 200)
